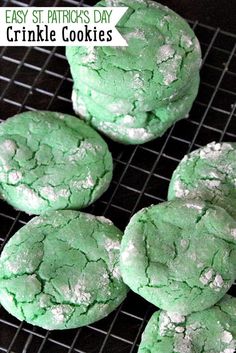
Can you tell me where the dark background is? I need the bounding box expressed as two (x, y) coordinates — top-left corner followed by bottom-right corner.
(161, 0), (236, 33)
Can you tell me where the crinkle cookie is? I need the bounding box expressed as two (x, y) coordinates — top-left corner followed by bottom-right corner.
(0, 211), (128, 330)
(138, 295), (236, 353)
(168, 141), (236, 218)
(66, 0), (201, 144)
(120, 199), (236, 315)
(0, 111), (113, 214)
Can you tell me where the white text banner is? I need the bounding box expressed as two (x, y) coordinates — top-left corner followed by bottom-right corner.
(0, 7), (128, 46)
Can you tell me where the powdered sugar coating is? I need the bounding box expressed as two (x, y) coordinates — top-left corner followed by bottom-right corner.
(68, 0), (201, 144)
(0, 210), (127, 330)
(124, 29), (146, 41)
(138, 295), (236, 353)
(1, 139), (17, 154)
(168, 142), (236, 218)
(0, 111), (113, 214)
(156, 44), (175, 64)
(8, 171), (22, 184)
(200, 269), (214, 285)
(99, 122), (155, 142)
(121, 199), (236, 316)
(72, 90), (89, 118)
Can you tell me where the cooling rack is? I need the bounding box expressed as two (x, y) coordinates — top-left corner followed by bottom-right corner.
(0, 0), (236, 352)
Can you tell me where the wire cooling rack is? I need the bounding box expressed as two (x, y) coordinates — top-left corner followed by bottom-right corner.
(0, 0), (236, 352)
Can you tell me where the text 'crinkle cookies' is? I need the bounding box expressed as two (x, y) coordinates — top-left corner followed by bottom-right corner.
(120, 199), (236, 315)
(168, 141), (236, 218)
(138, 295), (236, 353)
(0, 111), (113, 214)
(66, 0), (201, 144)
(0, 211), (128, 330)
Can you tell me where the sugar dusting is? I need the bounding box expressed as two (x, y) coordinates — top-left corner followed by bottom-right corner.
(112, 265), (121, 279)
(72, 90), (88, 118)
(1, 139), (17, 154)
(230, 229), (236, 240)
(198, 142), (233, 160)
(221, 331), (233, 344)
(159, 15), (171, 28)
(58, 188), (70, 198)
(39, 294), (51, 308)
(81, 141), (102, 154)
(200, 269), (213, 285)
(174, 179), (190, 198)
(104, 238), (120, 252)
(200, 270), (224, 291)
(61, 279), (91, 305)
(73, 280), (91, 304)
(175, 326), (185, 333)
(40, 186), (70, 202)
(51, 305), (69, 324)
(156, 44), (175, 64)
(168, 312), (185, 323)
(69, 141), (102, 162)
(121, 241), (136, 262)
(96, 216), (114, 226)
(0, 171), (6, 181)
(108, 101), (132, 115)
(16, 185), (44, 209)
(6, 259), (22, 273)
(71, 173), (95, 190)
(205, 179), (221, 190)
(57, 113), (65, 120)
(181, 34), (193, 48)
(149, 0), (161, 8)
(173, 141), (236, 201)
(159, 54), (181, 85)
(104, 237), (121, 279)
(210, 274), (224, 291)
(159, 306), (235, 353)
(185, 202), (204, 211)
(100, 122), (155, 142)
(82, 47), (96, 64)
(40, 186), (58, 202)
(8, 170), (22, 184)
(159, 311), (185, 336)
(209, 171), (222, 179)
(174, 333), (192, 353)
(30, 217), (44, 226)
(132, 73), (144, 90)
(159, 312), (175, 336)
(124, 29), (145, 41)
(122, 115), (136, 126)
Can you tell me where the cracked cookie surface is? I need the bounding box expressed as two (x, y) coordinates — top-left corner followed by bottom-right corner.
(66, 0), (201, 144)
(120, 199), (236, 315)
(0, 111), (113, 214)
(138, 295), (236, 353)
(168, 142), (236, 218)
(0, 210), (128, 330)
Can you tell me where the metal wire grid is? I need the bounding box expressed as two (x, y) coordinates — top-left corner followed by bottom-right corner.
(0, 0), (236, 352)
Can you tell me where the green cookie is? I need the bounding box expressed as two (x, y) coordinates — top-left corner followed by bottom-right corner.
(168, 141), (236, 218)
(66, 0), (201, 144)
(0, 211), (128, 330)
(120, 199), (236, 315)
(138, 295), (236, 353)
(0, 111), (113, 214)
